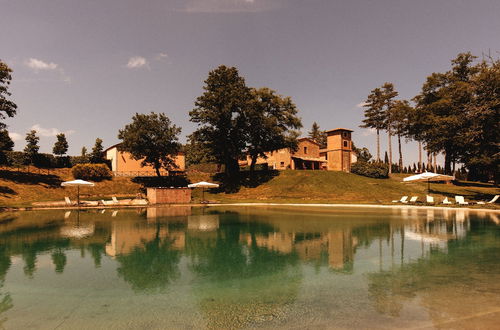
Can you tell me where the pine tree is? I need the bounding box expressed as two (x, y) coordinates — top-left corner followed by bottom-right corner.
(308, 122), (327, 148)
(24, 130), (40, 166)
(90, 138), (104, 163)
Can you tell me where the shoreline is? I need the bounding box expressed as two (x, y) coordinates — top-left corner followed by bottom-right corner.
(2, 202), (499, 213)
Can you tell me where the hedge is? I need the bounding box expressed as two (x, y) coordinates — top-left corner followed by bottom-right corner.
(351, 161), (389, 179)
(72, 163), (112, 181)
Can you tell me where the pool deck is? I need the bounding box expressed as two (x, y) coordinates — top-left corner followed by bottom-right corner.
(2, 202), (499, 213)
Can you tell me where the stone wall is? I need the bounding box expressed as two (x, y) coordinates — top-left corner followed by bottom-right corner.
(147, 188), (191, 204)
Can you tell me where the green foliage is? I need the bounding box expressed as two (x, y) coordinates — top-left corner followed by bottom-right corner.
(118, 112), (182, 177)
(0, 60), (17, 130)
(72, 163), (112, 181)
(0, 130), (14, 165)
(352, 142), (372, 162)
(308, 122), (327, 149)
(23, 130), (40, 165)
(81, 146), (87, 157)
(190, 65), (252, 177)
(246, 87), (302, 170)
(90, 138), (104, 163)
(185, 131), (216, 166)
(52, 133), (68, 157)
(351, 161), (389, 179)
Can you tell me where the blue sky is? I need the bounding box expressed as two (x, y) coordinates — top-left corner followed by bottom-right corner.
(1, 0), (499, 166)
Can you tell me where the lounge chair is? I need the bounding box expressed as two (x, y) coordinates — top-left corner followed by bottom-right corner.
(407, 196), (419, 203)
(392, 196), (408, 203)
(112, 196), (120, 204)
(477, 195), (499, 205)
(426, 195), (434, 204)
(455, 196), (469, 205)
(64, 197), (76, 206)
(442, 197), (452, 205)
(82, 200), (99, 206)
(101, 199), (116, 206)
(131, 199), (148, 205)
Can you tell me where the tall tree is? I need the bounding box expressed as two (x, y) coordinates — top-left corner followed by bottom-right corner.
(24, 130), (39, 166)
(413, 53), (478, 174)
(390, 100), (412, 170)
(118, 112), (182, 177)
(381, 83), (398, 174)
(0, 61), (17, 130)
(81, 146), (87, 157)
(308, 122), (327, 148)
(52, 133), (68, 157)
(246, 87), (302, 171)
(90, 138), (104, 163)
(184, 131), (217, 166)
(189, 65), (253, 177)
(360, 88), (385, 162)
(460, 57), (500, 183)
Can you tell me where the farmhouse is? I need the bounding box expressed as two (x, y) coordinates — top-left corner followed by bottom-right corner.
(241, 128), (356, 172)
(104, 144), (185, 176)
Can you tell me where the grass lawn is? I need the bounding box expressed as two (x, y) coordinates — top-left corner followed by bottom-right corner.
(1, 168), (498, 209)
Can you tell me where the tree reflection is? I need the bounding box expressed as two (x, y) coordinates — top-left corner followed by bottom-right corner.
(115, 226), (181, 292)
(0, 246), (13, 327)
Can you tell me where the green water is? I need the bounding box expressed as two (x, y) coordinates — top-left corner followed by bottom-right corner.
(0, 206), (499, 329)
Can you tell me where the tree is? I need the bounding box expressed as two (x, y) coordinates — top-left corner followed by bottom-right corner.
(189, 65), (253, 177)
(81, 146), (87, 157)
(24, 130), (39, 166)
(390, 100), (412, 171)
(0, 130), (13, 165)
(381, 83), (399, 175)
(0, 61), (17, 130)
(185, 131), (217, 166)
(118, 112), (182, 177)
(459, 57), (500, 184)
(0, 130), (13, 152)
(90, 138), (104, 163)
(352, 142), (372, 163)
(413, 53), (478, 174)
(52, 133), (68, 157)
(246, 87), (302, 171)
(308, 122), (327, 148)
(384, 151), (389, 164)
(360, 87), (385, 162)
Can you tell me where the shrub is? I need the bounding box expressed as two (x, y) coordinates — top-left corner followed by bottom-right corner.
(351, 161), (389, 179)
(72, 163), (112, 181)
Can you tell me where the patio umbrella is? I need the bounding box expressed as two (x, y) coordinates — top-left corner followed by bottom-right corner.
(61, 179), (95, 206)
(403, 172), (454, 194)
(188, 181), (219, 203)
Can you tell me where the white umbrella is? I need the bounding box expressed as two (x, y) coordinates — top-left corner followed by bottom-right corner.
(403, 172), (454, 193)
(61, 179), (95, 205)
(188, 181), (219, 202)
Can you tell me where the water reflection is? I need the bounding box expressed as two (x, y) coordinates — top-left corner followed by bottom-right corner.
(0, 207), (498, 328)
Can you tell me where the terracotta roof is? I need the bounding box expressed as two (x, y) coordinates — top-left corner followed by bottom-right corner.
(325, 128), (354, 133)
(298, 137), (321, 146)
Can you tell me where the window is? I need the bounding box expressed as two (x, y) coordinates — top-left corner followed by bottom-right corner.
(343, 132), (348, 138)
(280, 161), (285, 167)
(343, 141), (348, 147)
(304, 147), (308, 154)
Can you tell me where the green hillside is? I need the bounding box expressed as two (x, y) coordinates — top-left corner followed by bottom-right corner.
(0, 168), (498, 208)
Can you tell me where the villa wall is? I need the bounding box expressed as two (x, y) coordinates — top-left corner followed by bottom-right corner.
(147, 187), (191, 204)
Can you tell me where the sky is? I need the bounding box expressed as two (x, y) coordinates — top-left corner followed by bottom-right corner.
(1, 0), (499, 166)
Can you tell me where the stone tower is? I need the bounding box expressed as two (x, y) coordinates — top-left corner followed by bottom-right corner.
(326, 128), (353, 172)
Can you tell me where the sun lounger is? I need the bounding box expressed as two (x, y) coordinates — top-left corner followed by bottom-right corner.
(82, 200), (99, 206)
(131, 199), (148, 205)
(407, 196), (418, 203)
(477, 195), (499, 205)
(64, 197), (76, 206)
(101, 199), (115, 206)
(392, 196), (408, 203)
(442, 197), (452, 205)
(426, 195), (434, 204)
(112, 196), (120, 204)
(455, 196), (469, 205)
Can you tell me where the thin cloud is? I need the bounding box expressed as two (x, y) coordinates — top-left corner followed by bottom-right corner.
(31, 124), (75, 137)
(126, 56), (149, 69)
(25, 58), (58, 71)
(362, 128), (376, 136)
(8, 132), (23, 142)
(179, 0), (283, 13)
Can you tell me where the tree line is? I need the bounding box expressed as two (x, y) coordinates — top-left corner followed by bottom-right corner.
(360, 52), (499, 183)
